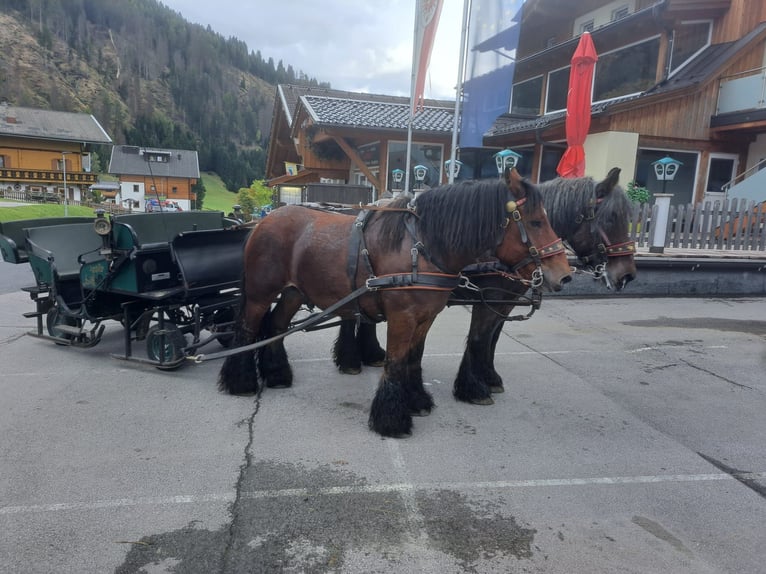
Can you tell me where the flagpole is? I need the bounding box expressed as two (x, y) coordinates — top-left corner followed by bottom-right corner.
(405, 3), (419, 196)
(449, 0), (470, 183)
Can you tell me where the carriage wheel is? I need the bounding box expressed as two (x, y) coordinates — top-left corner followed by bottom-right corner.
(46, 307), (79, 345)
(146, 323), (187, 367)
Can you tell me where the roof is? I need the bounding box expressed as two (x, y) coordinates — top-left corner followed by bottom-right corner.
(276, 83), (455, 134)
(486, 21), (766, 140)
(0, 104), (112, 144)
(108, 145), (200, 179)
(301, 95), (455, 133)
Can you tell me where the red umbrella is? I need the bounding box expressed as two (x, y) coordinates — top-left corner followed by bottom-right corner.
(556, 32), (598, 178)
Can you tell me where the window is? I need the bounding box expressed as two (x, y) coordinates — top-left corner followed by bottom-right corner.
(545, 67), (570, 113)
(511, 76), (543, 115)
(593, 37), (660, 102)
(635, 149), (699, 205)
(172, 186), (178, 194)
(670, 21), (712, 74)
(612, 5), (629, 20)
(387, 141), (443, 191)
(540, 146), (565, 182)
(580, 20), (594, 33)
(133, 184), (139, 193)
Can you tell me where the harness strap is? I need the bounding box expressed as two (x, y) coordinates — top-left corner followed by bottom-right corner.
(366, 272), (461, 291)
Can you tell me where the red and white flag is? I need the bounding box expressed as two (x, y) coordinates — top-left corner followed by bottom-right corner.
(411, 0), (443, 113)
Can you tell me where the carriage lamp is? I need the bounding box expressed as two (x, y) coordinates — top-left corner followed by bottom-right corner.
(445, 159), (463, 181)
(652, 156), (683, 194)
(93, 209), (111, 236)
(494, 149), (522, 177)
(391, 168), (405, 191)
(413, 165), (428, 191)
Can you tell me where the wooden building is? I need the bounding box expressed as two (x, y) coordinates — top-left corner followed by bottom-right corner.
(0, 103), (112, 202)
(265, 84), (456, 201)
(485, 0), (766, 205)
(108, 145), (200, 211)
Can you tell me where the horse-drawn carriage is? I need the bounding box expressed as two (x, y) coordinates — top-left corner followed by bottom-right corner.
(0, 211), (250, 369)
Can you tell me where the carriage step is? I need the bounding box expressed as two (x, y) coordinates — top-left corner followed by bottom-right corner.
(23, 311), (44, 319)
(54, 325), (85, 336)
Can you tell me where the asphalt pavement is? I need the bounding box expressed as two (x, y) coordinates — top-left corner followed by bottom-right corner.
(1, 274), (765, 573)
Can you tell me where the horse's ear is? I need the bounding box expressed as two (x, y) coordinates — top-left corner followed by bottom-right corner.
(504, 167), (525, 198)
(596, 167), (621, 199)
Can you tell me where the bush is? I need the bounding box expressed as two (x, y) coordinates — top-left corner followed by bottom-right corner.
(626, 181), (651, 205)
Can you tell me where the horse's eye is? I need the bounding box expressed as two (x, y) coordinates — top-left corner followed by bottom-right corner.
(530, 220), (543, 228)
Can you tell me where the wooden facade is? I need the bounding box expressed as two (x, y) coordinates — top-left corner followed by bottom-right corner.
(486, 0), (766, 204)
(0, 107), (111, 202)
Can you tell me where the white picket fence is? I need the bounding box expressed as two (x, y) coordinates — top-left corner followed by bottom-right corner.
(629, 198), (766, 251)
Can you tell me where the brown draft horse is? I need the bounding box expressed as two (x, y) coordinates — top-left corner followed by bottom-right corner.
(217, 169), (573, 437)
(334, 168), (638, 405)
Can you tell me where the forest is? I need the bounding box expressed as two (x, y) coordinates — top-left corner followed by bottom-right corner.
(0, 0), (328, 190)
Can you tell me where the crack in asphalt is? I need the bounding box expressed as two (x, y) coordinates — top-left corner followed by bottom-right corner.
(678, 357), (755, 390)
(697, 452), (766, 499)
(220, 393), (261, 573)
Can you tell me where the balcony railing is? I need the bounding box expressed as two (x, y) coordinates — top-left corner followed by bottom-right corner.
(716, 67), (766, 114)
(0, 168), (98, 184)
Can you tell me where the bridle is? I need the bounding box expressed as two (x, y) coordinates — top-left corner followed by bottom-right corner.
(500, 196), (566, 289)
(571, 197), (635, 279)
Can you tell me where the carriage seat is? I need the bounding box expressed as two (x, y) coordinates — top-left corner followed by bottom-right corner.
(25, 223), (103, 288)
(0, 217), (94, 264)
(111, 211), (226, 251)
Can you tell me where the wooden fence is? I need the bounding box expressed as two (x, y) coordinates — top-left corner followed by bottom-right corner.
(628, 198), (766, 251)
(0, 189), (132, 215)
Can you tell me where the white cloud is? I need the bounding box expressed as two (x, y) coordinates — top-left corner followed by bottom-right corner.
(160, 0), (462, 100)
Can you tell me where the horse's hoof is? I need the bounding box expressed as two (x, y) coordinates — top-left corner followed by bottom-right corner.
(231, 391), (258, 397)
(470, 396), (495, 406)
(364, 360), (385, 368)
(489, 385), (504, 394)
(340, 366), (362, 375)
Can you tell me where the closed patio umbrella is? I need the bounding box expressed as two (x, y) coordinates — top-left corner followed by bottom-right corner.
(556, 32), (598, 178)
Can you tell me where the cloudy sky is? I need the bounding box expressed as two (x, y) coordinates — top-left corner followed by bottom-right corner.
(159, 0), (463, 99)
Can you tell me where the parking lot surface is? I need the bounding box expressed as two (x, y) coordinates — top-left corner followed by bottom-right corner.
(1, 290), (765, 573)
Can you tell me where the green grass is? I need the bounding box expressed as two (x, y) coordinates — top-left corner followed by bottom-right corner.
(0, 201), (97, 223)
(200, 172), (240, 213)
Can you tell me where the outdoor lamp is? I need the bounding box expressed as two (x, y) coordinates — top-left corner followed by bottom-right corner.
(391, 168), (405, 190)
(494, 149), (522, 176)
(445, 159), (463, 180)
(652, 156), (683, 194)
(413, 164), (428, 185)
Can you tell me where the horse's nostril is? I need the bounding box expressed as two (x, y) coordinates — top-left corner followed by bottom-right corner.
(561, 275), (573, 285)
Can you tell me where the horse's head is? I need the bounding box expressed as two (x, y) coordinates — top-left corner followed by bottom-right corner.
(566, 167), (637, 291)
(496, 168), (573, 292)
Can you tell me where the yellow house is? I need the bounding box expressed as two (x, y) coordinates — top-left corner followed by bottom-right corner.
(0, 103), (112, 202)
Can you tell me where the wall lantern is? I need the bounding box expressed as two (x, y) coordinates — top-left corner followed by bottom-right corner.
(494, 149), (522, 176)
(652, 155), (683, 194)
(444, 159), (463, 181)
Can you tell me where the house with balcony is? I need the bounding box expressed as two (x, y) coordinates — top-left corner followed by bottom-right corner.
(484, 0), (766, 206)
(265, 84), (455, 202)
(108, 145), (200, 211)
(0, 103), (112, 202)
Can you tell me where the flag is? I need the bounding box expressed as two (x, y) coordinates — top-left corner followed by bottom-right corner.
(460, 0), (523, 148)
(411, 0), (444, 113)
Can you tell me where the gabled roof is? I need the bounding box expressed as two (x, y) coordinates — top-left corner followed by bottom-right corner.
(276, 83), (455, 135)
(108, 145), (200, 179)
(0, 104), (112, 144)
(300, 95), (455, 133)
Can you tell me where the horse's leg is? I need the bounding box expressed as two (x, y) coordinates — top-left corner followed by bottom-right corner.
(357, 322), (385, 367)
(218, 297), (265, 395)
(258, 287), (302, 388)
(369, 315), (435, 438)
(453, 303), (509, 405)
(333, 319), (363, 375)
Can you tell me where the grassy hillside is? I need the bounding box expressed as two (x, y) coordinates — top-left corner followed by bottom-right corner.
(201, 172), (240, 213)
(0, 203), (96, 223)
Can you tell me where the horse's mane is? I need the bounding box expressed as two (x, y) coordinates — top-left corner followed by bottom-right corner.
(537, 176), (632, 239)
(374, 178), (543, 256)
